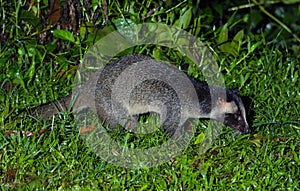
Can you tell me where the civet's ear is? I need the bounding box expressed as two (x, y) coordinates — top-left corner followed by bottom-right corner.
(217, 97), (238, 114)
(232, 87), (239, 94)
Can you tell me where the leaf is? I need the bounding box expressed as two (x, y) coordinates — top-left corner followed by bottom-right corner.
(179, 7), (193, 29)
(218, 29), (244, 57)
(20, 10), (42, 30)
(233, 29), (244, 42)
(218, 24), (228, 44)
(194, 132), (205, 145)
(174, 7), (192, 29)
(219, 42), (238, 57)
(249, 41), (262, 53)
(13, 72), (26, 91)
(53, 30), (75, 43)
(26, 60), (36, 84)
(233, 30), (244, 51)
(240, 72), (250, 87)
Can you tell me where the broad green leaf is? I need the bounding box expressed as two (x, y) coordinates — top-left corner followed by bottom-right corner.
(180, 7), (192, 29)
(174, 7), (192, 29)
(233, 30), (244, 42)
(218, 24), (228, 43)
(193, 18), (202, 37)
(219, 43), (238, 57)
(53, 30), (75, 43)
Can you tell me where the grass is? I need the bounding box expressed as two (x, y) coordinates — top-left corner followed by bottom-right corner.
(1, 0), (300, 190)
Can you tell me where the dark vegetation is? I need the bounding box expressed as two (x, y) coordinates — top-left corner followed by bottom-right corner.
(0, 0), (299, 189)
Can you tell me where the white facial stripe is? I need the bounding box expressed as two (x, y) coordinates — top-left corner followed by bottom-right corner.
(239, 102), (248, 126)
(221, 101), (238, 114)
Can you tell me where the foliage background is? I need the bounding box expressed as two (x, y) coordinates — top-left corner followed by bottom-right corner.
(0, 0), (299, 190)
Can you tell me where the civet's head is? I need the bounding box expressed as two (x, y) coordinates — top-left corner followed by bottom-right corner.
(213, 88), (250, 134)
